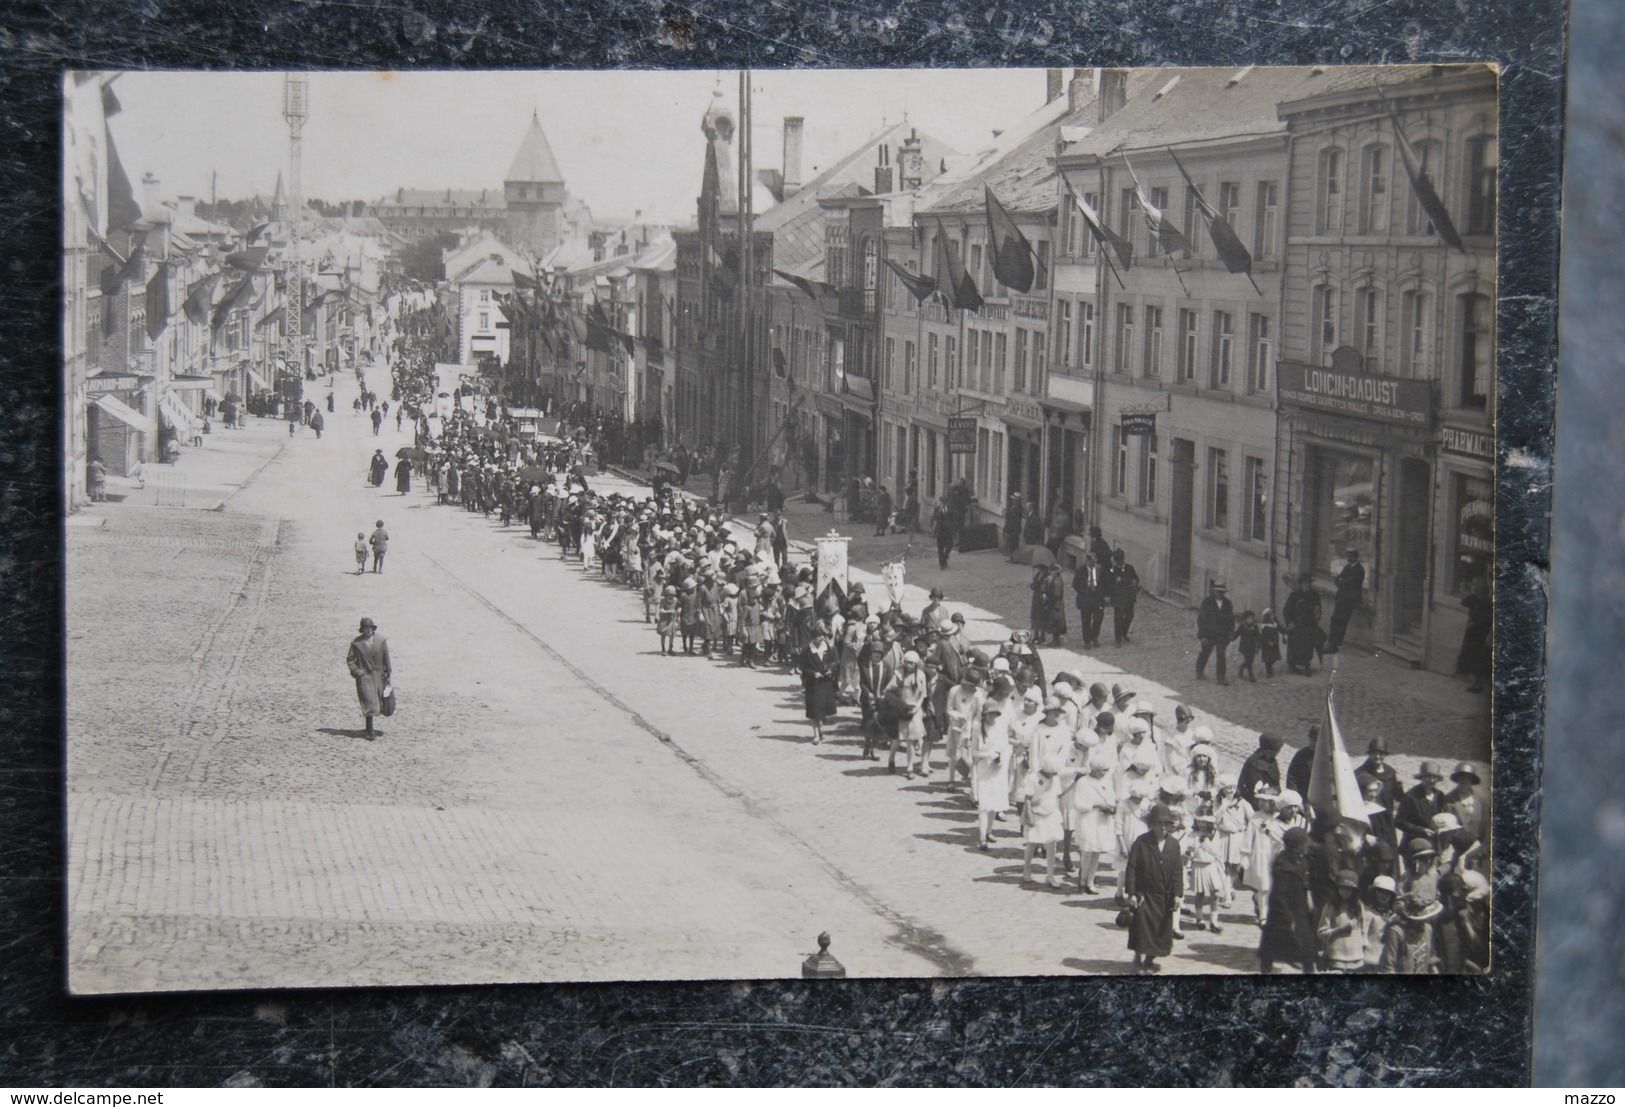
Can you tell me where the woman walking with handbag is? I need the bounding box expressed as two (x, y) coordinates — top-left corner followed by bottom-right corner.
(346, 617), (392, 740)
(798, 623), (841, 746)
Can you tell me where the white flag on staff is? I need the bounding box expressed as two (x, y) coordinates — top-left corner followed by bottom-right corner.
(882, 559), (906, 610)
(1310, 685), (1371, 827)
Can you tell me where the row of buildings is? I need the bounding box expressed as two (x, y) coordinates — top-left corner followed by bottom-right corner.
(62, 73), (387, 503)
(499, 65), (1495, 676)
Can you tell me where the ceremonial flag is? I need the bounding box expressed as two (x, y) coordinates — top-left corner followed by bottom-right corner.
(211, 274), (256, 331)
(1166, 147), (1256, 278)
(1123, 156), (1191, 257)
(104, 125), (142, 235)
(225, 245), (269, 271)
(511, 268), (540, 290)
(145, 262), (169, 341)
(585, 303), (616, 354)
(246, 222), (271, 243)
(934, 219), (983, 312)
(984, 186), (1035, 293)
(773, 267), (822, 301)
(1309, 686), (1371, 828)
(182, 271), (222, 326)
(881, 257), (938, 302)
(1068, 186), (1134, 271)
(1377, 85), (1466, 252)
(98, 231), (147, 297)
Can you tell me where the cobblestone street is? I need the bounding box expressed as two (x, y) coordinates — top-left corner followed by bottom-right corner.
(68, 375), (1492, 993)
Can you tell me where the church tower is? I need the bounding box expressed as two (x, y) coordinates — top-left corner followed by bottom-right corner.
(503, 110), (567, 258)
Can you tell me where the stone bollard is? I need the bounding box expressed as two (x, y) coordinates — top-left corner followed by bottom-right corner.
(801, 931), (846, 978)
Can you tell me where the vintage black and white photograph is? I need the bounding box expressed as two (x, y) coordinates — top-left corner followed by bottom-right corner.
(63, 64), (1495, 993)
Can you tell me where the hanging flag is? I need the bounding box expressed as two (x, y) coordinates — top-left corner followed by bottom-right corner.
(584, 303), (616, 353)
(1068, 186), (1134, 271)
(511, 268), (540, 290)
(1308, 686), (1371, 828)
(98, 231), (147, 297)
(773, 267), (821, 301)
(145, 262), (169, 341)
(934, 219), (983, 312)
(225, 245), (269, 271)
(104, 125), (142, 235)
(619, 333), (636, 358)
(182, 271), (222, 326)
(1376, 85), (1466, 252)
(984, 186), (1036, 293)
(246, 222), (271, 244)
(211, 274), (256, 330)
(1165, 147), (1258, 287)
(881, 257), (938, 302)
(1123, 156), (1191, 257)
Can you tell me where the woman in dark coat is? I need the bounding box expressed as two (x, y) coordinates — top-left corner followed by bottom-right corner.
(1124, 803), (1184, 973)
(394, 458), (412, 494)
(345, 617), (392, 740)
(1259, 826), (1318, 973)
(799, 623), (840, 745)
(1455, 577), (1492, 692)
(1281, 575), (1324, 675)
(368, 449), (389, 487)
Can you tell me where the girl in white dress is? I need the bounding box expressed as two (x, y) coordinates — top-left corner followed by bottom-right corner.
(1021, 768), (1066, 888)
(1066, 759), (1117, 894)
(1243, 786), (1283, 924)
(1185, 816), (1228, 933)
(970, 705), (1012, 850)
(1213, 774), (1253, 902)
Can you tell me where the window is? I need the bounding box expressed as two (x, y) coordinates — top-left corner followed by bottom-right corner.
(1178, 309), (1199, 382)
(1140, 433), (1159, 505)
(478, 311), (490, 331)
(904, 340), (917, 395)
(945, 335), (957, 390)
(1119, 188), (1138, 251)
(1056, 300), (1073, 367)
(980, 328), (993, 392)
(1112, 425), (1128, 496)
(479, 289), (490, 303)
(1406, 140), (1443, 236)
(1078, 303), (1095, 368)
(1248, 313), (1273, 393)
(1452, 473), (1495, 594)
(1355, 287), (1382, 371)
(1458, 292), (1492, 409)
(966, 331), (979, 390)
(1244, 456), (1268, 541)
(1143, 305), (1164, 378)
(1034, 240), (1050, 291)
(1014, 328), (1028, 391)
(976, 428), (991, 497)
(1208, 447), (1230, 530)
(1082, 193), (1100, 257)
(991, 430), (1004, 501)
(928, 333), (939, 390)
(1219, 182), (1241, 230)
(885, 337), (896, 391)
(1318, 147), (1344, 234)
(1361, 145), (1390, 234)
(1400, 289), (1430, 377)
(863, 238), (879, 312)
(1466, 134), (1498, 236)
(994, 332), (1008, 393)
(1181, 186), (1201, 259)
(1312, 285), (1339, 363)
(1115, 305), (1135, 373)
(1211, 311), (1234, 388)
(1032, 329), (1046, 395)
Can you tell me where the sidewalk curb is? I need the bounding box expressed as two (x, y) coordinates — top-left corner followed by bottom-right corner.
(214, 436), (290, 512)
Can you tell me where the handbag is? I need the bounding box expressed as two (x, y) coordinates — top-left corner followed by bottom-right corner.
(1114, 907), (1133, 929)
(380, 683), (397, 717)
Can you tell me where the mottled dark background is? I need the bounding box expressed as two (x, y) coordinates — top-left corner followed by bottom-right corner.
(0, 0), (1574, 1088)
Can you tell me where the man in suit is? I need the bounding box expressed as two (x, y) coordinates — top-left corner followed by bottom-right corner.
(1446, 762), (1488, 845)
(1109, 549), (1140, 647)
(860, 624), (905, 760)
(1195, 581), (1237, 684)
(1073, 554), (1107, 648)
(1395, 761), (1449, 844)
(1355, 736), (1402, 815)
(1325, 548), (1366, 653)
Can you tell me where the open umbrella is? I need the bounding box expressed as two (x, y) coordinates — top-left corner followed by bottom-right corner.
(395, 447), (416, 459)
(223, 391), (243, 404)
(652, 460), (681, 476)
(519, 464), (549, 483)
(1011, 544), (1057, 567)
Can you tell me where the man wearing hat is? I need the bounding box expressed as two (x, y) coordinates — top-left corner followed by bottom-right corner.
(1072, 552), (1107, 649)
(1355, 736), (1401, 815)
(1109, 548), (1141, 647)
(931, 502), (956, 569)
(921, 587), (947, 633)
(1195, 580), (1237, 684)
(1325, 547), (1365, 654)
(1446, 762), (1488, 844)
(345, 617), (392, 740)
(1396, 761), (1449, 844)
(1124, 802), (1184, 974)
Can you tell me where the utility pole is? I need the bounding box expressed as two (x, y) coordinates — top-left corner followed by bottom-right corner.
(737, 69), (755, 474)
(282, 75), (308, 385)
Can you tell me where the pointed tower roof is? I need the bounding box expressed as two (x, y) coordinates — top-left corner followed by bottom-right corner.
(506, 110), (564, 184)
(271, 170), (287, 219)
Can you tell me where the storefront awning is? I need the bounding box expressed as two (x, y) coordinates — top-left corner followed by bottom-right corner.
(1001, 411), (1044, 432)
(245, 366), (269, 391)
(169, 376), (221, 401)
(843, 376), (876, 403)
(159, 391), (198, 433)
(1040, 397), (1092, 416)
(92, 394), (155, 437)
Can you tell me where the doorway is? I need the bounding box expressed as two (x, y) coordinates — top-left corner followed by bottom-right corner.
(1169, 437), (1196, 590)
(1393, 457), (1431, 637)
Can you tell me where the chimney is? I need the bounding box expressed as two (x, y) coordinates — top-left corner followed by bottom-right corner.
(176, 195), (197, 220)
(1046, 68), (1064, 104)
(1099, 69), (1128, 122)
(899, 129), (924, 191)
(1068, 70), (1091, 114)
(782, 116), (805, 198)
(874, 141), (893, 194)
(142, 172), (160, 210)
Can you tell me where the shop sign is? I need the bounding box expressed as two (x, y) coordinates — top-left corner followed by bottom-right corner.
(1441, 425), (1494, 460)
(1121, 410), (1157, 437)
(1004, 396), (1044, 426)
(87, 374), (143, 394)
(1277, 361), (1432, 428)
(947, 416), (978, 455)
(1011, 297), (1049, 321)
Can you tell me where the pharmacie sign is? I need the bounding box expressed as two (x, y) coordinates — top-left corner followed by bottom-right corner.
(1277, 361), (1433, 428)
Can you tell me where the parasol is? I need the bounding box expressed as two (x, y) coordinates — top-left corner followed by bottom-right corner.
(652, 460), (681, 476)
(1011, 544), (1057, 567)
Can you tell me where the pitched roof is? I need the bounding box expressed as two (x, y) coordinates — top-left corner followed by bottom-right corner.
(379, 188), (503, 210)
(506, 111), (565, 184)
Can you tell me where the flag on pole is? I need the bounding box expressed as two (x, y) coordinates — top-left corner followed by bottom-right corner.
(1123, 156), (1191, 257)
(1377, 86), (1466, 252)
(881, 257), (938, 302)
(1068, 186), (1134, 271)
(773, 267), (822, 301)
(104, 125), (142, 235)
(1309, 685), (1371, 828)
(182, 271), (222, 326)
(225, 245), (270, 271)
(1166, 147), (1257, 279)
(211, 274), (256, 330)
(246, 222), (271, 244)
(984, 186), (1035, 293)
(145, 262), (169, 341)
(98, 231), (147, 297)
(934, 219), (983, 312)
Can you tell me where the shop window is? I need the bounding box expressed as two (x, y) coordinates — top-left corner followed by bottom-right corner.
(1078, 303), (1095, 368)
(1318, 147), (1344, 234)
(1207, 447), (1230, 531)
(1457, 292), (1492, 409)
(1032, 331), (1046, 396)
(1361, 144), (1390, 234)
(1255, 180), (1280, 259)
(980, 329), (994, 392)
(1115, 305), (1135, 373)
(1466, 134), (1498, 236)
(966, 331), (979, 390)
(884, 337), (895, 391)
(1244, 456), (1268, 541)
(1140, 433), (1159, 506)
(1311, 449), (1375, 573)
(1143, 305), (1164, 378)
(1248, 313), (1273, 394)
(945, 335), (957, 389)
(1452, 472), (1495, 594)
(1179, 309), (1198, 382)
(1211, 311), (1234, 388)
